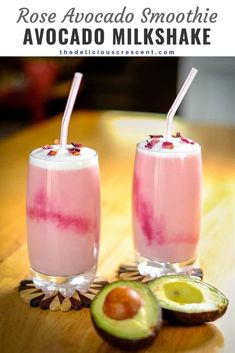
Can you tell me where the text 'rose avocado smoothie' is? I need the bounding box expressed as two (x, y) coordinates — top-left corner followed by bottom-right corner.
(26, 73), (100, 297)
(132, 68), (202, 277)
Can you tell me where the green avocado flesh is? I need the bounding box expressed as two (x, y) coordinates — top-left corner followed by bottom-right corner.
(148, 275), (228, 324)
(91, 280), (161, 341)
(163, 281), (204, 304)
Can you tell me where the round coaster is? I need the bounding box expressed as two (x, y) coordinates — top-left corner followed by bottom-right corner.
(19, 278), (109, 311)
(118, 263), (203, 282)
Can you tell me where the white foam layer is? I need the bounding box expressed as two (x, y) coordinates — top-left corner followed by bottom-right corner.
(30, 145), (98, 170)
(138, 136), (201, 157)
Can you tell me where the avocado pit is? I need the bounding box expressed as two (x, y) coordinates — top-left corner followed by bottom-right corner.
(103, 286), (142, 320)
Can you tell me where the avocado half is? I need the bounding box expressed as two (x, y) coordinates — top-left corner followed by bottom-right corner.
(91, 280), (161, 350)
(148, 275), (228, 325)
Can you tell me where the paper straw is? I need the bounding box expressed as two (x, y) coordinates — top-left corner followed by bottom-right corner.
(166, 68), (198, 141)
(60, 72), (83, 149)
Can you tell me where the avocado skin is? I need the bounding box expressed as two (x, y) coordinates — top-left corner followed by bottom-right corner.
(162, 305), (228, 326)
(91, 315), (160, 350)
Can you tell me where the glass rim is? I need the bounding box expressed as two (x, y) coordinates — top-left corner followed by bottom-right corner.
(30, 145), (98, 163)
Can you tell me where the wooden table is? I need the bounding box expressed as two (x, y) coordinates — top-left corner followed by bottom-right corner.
(0, 111), (235, 353)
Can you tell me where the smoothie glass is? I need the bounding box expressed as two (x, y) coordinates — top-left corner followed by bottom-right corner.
(132, 137), (202, 277)
(26, 145), (100, 296)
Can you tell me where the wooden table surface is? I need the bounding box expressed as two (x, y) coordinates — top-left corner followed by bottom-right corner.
(0, 110), (235, 353)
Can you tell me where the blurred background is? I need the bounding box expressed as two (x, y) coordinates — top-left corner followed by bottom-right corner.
(0, 57), (234, 139)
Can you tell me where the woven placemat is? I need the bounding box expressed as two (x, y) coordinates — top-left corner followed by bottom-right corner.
(19, 277), (109, 311)
(118, 264), (203, 283)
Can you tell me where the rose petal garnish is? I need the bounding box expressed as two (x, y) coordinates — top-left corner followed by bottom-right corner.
(145, 139), (159, 149)
(47, 150), (57, 156)
(145, 142), (153, 149)
(42, 145), (52, 150)
(69, 148), (81, 153)
(71, 142), (83, 148)
(172, 132), (182, 138)
(149, 134), (163, 138)
(68, 147), (81, 155)
(150, 139), (159, 146)
(162, 141), (174, 149)
(181, 137), (190, 143)
(181, 137), (195, 144)
(71, 151), (80, 156)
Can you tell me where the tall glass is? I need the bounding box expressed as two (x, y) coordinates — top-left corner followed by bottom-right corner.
(132, 138), (202, 277)
(26, 145), (100, 297)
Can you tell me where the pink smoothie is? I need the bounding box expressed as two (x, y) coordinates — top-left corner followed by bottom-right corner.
(133, 137), (202, 264)
(26, 146), (100, 276)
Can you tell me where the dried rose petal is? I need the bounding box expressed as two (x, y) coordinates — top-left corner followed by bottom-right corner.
(71, 151), (80, 156)
(145, 139), (159, 149)
(69, 147), (81, 153)
(71, 142), (83, 148)
(172, 132), (182, 138)
(162, 141), (174, 149)
(70, 150), (81, 156)
(145, 142), (153, 149)
(149, 134), (163, 138)
(42, 145), (52, 150)
(68, 147), (81, 155)
(150, 139), (159, 146)
(47, 150), (57, 156)
(181, 137), (189, 143)
(181, 137), (195, 144)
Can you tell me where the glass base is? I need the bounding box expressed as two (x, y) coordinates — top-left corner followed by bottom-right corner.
(30, 266), (96, 298)
(136, 253), (196, 278)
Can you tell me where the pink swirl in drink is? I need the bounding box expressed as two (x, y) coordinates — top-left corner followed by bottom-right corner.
(26, 144), (100, 295)
(132, 135), (202, 275)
